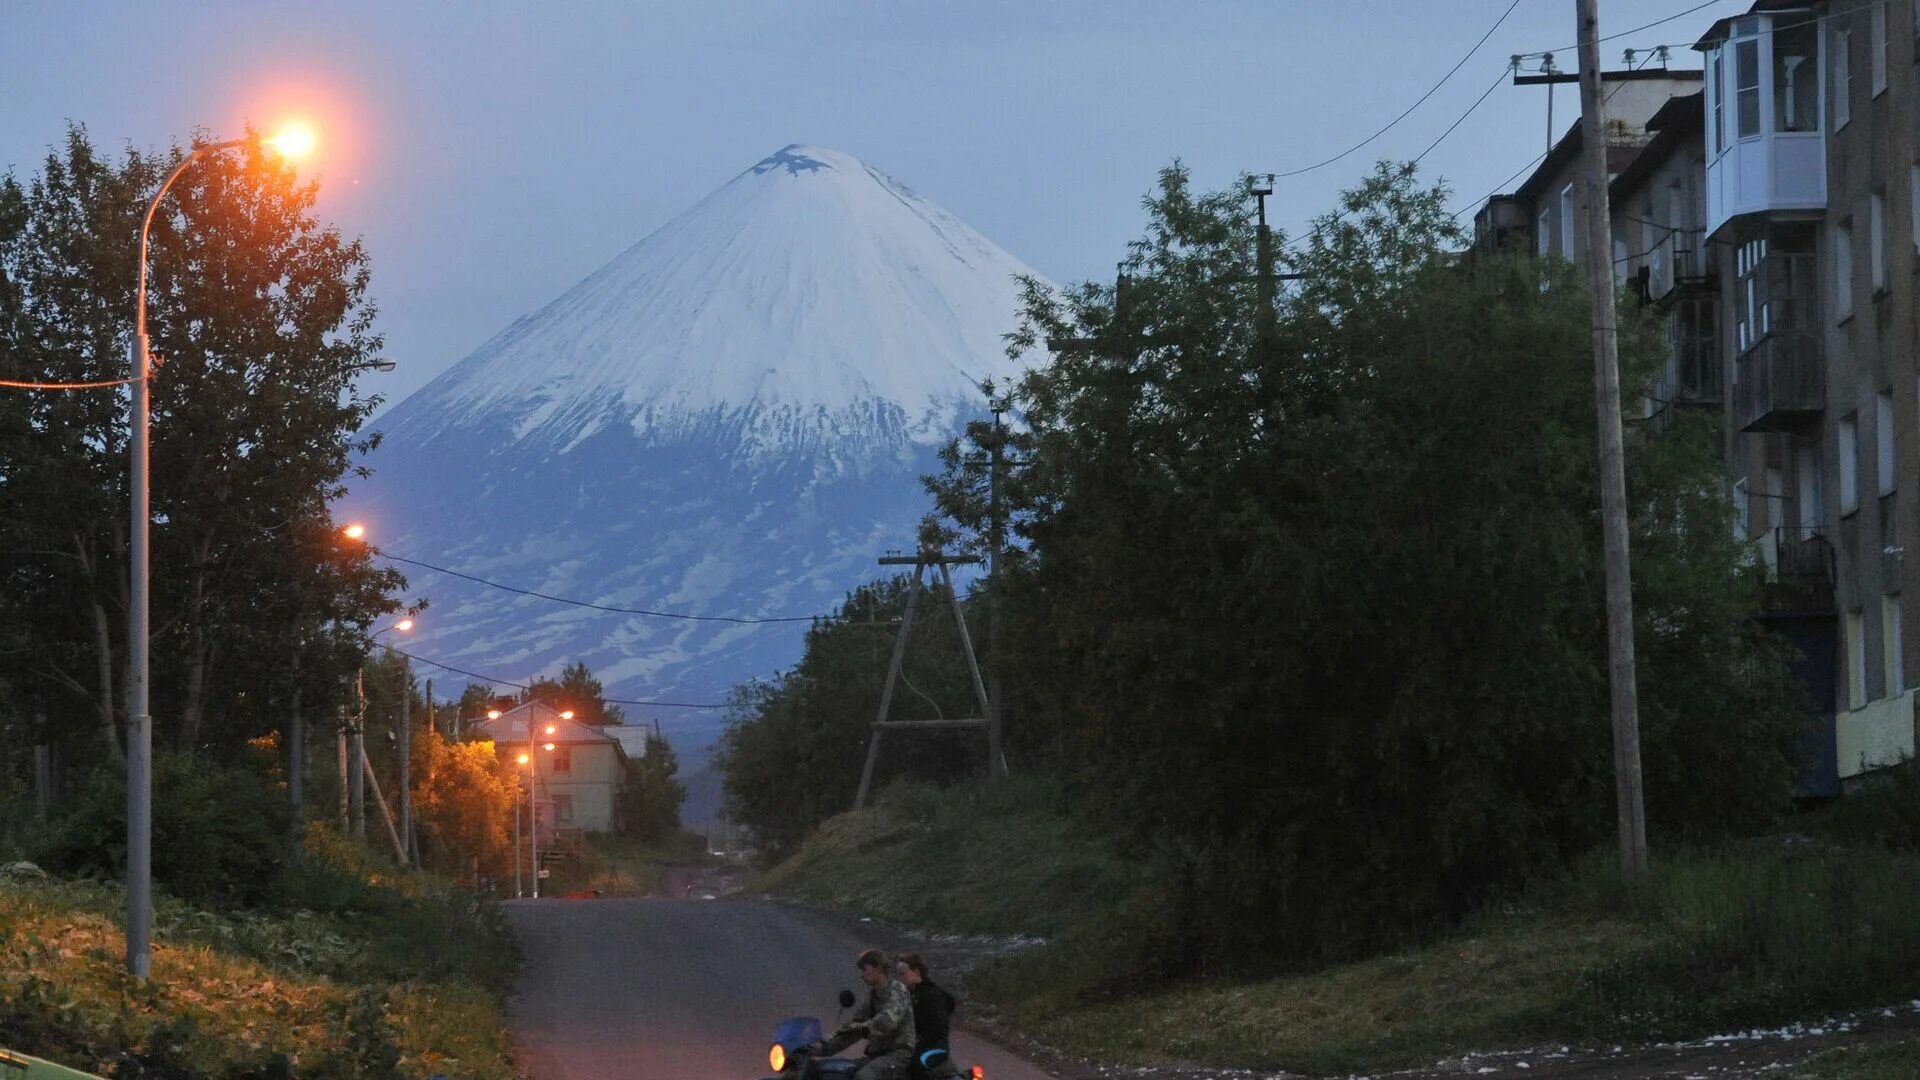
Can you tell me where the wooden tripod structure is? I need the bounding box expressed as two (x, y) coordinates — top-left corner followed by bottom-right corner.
(853, 548), (1007, 808)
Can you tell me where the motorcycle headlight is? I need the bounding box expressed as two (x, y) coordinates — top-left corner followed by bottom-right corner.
(770, 1044), (786, 1073)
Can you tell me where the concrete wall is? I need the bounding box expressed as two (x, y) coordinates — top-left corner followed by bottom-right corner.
(534, 742), (624, 832)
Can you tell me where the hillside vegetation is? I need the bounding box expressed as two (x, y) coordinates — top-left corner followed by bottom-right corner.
(760, 780), (1920, 1076)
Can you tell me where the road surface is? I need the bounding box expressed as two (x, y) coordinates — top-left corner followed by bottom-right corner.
(507, 897), (1057, 1080)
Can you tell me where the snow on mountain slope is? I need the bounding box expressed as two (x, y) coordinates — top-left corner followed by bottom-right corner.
(350, 145), (1045, 762)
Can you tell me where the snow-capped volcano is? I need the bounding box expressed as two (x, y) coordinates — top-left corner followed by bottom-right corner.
(350, 145), (1042, 753)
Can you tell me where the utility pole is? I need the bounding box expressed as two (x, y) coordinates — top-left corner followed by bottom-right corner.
(336, 705), (350, 832)
(985, 406), (1009, 781)
(398, 657), (413, 867)
(288, 644), (304, 846)
(349, 671), (366, 843)
(1575, 0), (1650, 887)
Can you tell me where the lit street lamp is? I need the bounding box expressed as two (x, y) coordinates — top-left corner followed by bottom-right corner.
(126, 124), (314, 979)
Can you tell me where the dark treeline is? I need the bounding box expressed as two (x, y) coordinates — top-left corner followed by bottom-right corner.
(721, 162), (1803, 975)
(0, 126), (400, 820)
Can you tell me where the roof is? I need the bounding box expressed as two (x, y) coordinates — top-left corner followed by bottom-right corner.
(1694, 2), (1814, 50)
(1610, 92), (1705, 198)
(471, 700), (621, 751)
(604, 725), (654, 759)
(1507, 72), (1704, 206)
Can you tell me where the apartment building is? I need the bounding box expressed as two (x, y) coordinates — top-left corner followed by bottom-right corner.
(1477, 0), (1920, 792)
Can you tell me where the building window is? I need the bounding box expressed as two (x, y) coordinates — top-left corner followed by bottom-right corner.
(1799, 444), (1824, 529)
(1737, 237), (1768, 351)
(552, 747), (572, 774)
(1840, 414), (1861, 515)
(1774, 19), (1819, 131)
(1871, 4), (1889, 96)
(1835, 29), (1852, 128)
(1888, 595), (1907, 695)
(1912, 166), (1920, 252)
(1871, 192), (1888, 292)
(1737, 39), (1762, 136)
(1560, 184), (1576, 257)
(1734, 478), (1752, 540)
(1878, 390), (1897, 495)
(1537, 209), (1551, 256)
(1847, 608), (1868, 709)
(1834, 220), (1854, 318)
(1713, 53), (1727, 152)
(553, 794), (574, 823)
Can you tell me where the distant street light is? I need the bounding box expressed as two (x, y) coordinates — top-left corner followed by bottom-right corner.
(126, 123), (315, 979)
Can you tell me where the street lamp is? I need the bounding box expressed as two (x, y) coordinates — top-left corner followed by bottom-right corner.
(126, 123), (315, 979)
(347, 613), (415, 853)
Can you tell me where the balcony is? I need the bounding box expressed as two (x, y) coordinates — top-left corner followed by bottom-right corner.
(1760, 525), (1836, 617)
(1734, 328), (1823, 431)
(1700, 12), (1826, 235)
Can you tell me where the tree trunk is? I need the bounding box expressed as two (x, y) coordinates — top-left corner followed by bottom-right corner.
(176, 545), (213, 753)
(90, 599), (123, 764)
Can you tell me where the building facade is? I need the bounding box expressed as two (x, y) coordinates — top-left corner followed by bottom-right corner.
(473, 700), (628, 834)
(1478, 2), (1920, 791)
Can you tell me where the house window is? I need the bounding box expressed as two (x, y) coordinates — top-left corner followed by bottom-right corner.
(1713, 53), (1727, 152)
(553, 794), (574, 823)
(1840, 414), (1861, 515)
(1560, 184), (1576, 257)
(1835, 29), (1852, 128)
(1737, 238), (1768, 351)
(1888, 595), (1907, 695)
(1848, 609), (1868, 709)
(1735, 478), (1752, 540)
(1774, 20), (1819, 132)
(1871, 192), (1888, 292)
(1878, 390), (1897, 495)
(1798, 444), (1823, 529)
(552, 747), (572, 774)
(1871, 4), (1889, 96)
(1834, 220), (1854, 318)
(1912, 166), (1920, 252)
(1736, 39), (1762, 136)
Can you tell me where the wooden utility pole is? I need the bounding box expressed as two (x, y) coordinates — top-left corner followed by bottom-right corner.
(1575, 0), (1649, 886)
(398, 656), (413, 867)
(853, 548), (1000, 808)
(985, 409), (1009, 781)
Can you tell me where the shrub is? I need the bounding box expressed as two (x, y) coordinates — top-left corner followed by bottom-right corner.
(31, 752), (289, 908)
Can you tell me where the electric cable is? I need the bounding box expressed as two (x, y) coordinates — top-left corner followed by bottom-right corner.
(384, 645), (729, 709)
(0, 376), (141, 391)
(1272, 0), (1525, 180)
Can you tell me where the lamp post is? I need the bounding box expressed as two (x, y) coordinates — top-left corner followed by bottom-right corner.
(527, 710), (570, 898)
(126, 124), (314, 979)
(353, 614), (414, 847)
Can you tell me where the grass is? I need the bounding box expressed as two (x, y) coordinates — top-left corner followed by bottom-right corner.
(1787, 1037), (1920, 1078)
(756, 779), (1130, 940)
(756, 782), (1920, 1077)
(0, 847), (518, 1079)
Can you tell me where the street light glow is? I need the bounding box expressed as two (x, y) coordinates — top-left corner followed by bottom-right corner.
(545, 724), (557, 735)
(263, 121), (317, 161)
(559, 710), (575, 720)
(393, 617), (414, 633)
(516, 752), (530, 766)
(342, 523), (366, 540)
(543, 742), (556, 752)
(487, 709), (503, 720)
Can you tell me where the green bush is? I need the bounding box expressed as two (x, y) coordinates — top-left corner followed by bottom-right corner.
(30, 753), (289, 908)
(1815, 758), (1920, 851)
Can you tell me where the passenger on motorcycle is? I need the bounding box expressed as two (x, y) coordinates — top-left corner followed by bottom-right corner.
(896, 952), (956, 1065)
(816, 949), (917, 1079)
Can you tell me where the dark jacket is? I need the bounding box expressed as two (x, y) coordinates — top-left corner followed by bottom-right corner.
(909, 980), (957, 1053)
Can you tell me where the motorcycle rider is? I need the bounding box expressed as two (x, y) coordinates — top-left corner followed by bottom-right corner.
(818, 949), (916, 1079)
(896, 954), (955, 1053)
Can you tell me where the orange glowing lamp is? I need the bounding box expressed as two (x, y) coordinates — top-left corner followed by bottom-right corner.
(263, 121), (317, 162)
(342, 523), (366, 541)
(516, 752), (530, 766)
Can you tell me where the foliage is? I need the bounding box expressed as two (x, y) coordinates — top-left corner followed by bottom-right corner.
(0, 871), (515, 1079)
(619, 730), (686, 842)
(915, 162), (1806, 970)
(0, 123), (402, 792)
(27, 753), (289, 908)
(716, 577), (991, 859)
(523, 660), (626, 725)
(411, 732), (517, 885)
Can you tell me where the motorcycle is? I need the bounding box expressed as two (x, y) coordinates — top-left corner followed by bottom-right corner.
(760, 990), (983, 1080)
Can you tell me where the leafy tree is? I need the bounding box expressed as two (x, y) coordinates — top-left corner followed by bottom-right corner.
(523, 661), (625, 725)
(913, 162), (1800, 970)
(619, 732), (686, 842)
(413, 729), (518, 883)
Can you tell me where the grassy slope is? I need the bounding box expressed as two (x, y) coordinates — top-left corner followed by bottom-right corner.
(755, 782), (1920, 1076)
(0, 874), (516, 1079)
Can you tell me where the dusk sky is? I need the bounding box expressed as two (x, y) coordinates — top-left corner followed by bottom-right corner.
(1, 1), (1744, 409)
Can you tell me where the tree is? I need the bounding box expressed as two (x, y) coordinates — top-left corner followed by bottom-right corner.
(619, 732), (686, 842)
(413, 728), (518, 883)
(0, 125), (399, 787)
(523, 661), (625, 725)
(915, 162), (1800, 970)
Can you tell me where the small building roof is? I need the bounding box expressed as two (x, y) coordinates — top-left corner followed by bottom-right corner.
(472, 700), (622, 752)
(1694, 2), (1815, 50)
(604, 725), (654, 759)
(1610, 92), (1705, 200)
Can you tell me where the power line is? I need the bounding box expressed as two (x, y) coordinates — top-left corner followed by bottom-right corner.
(371, 545), (823, 624)
(1273, 0), (1524, 180)
(1414, 67), (1511, 165)
(0, 375), (140, 391)
(1514, 0), (1735, 59)
(384, 645), (729, 709)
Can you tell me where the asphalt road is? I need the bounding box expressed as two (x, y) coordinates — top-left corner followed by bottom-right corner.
(506, 897), (1057, 1080)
